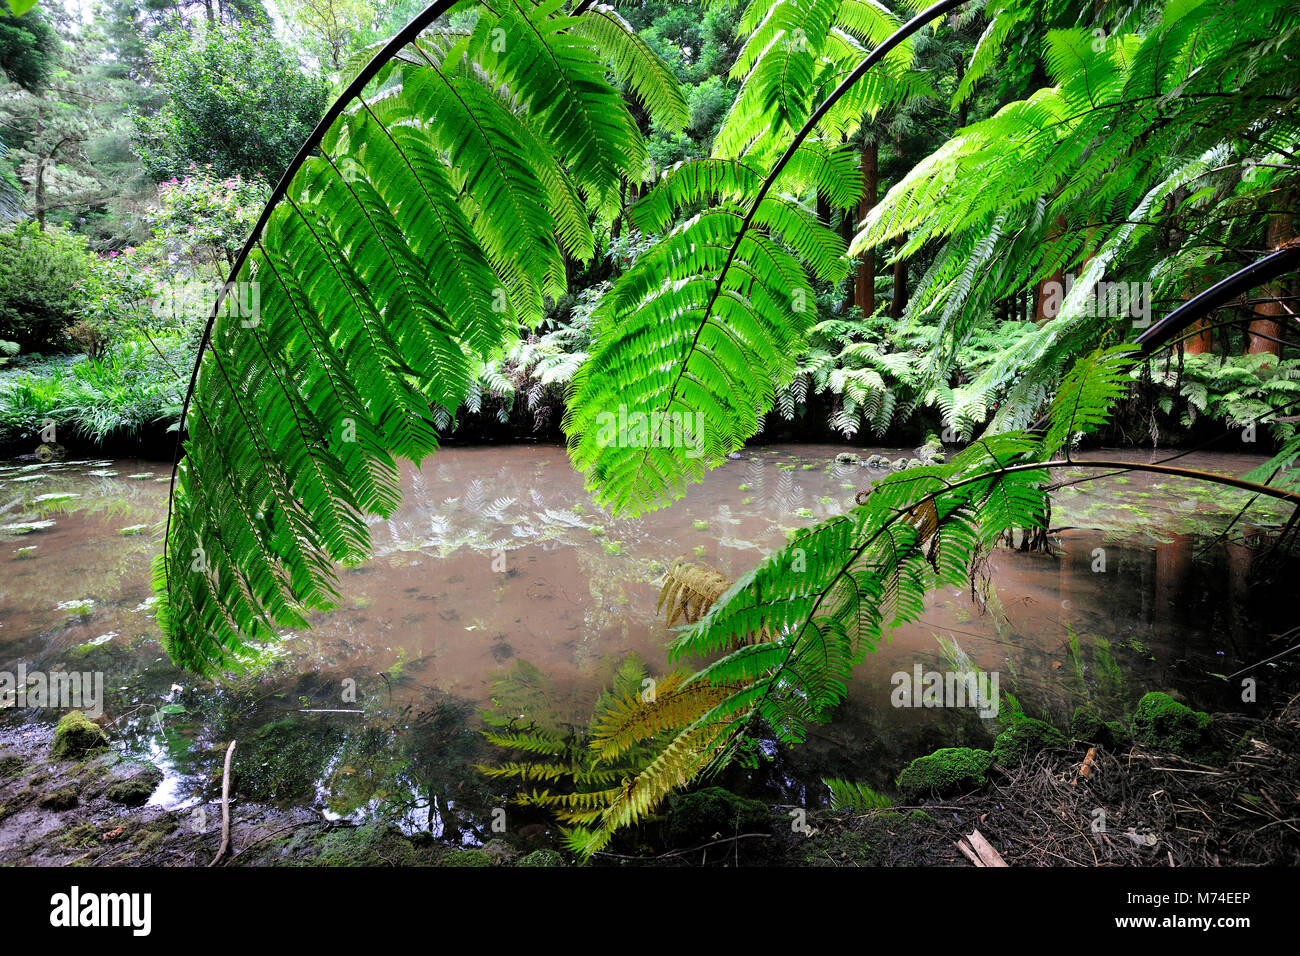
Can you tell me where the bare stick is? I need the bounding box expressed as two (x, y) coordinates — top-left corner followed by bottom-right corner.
(208, 740), (236, 867)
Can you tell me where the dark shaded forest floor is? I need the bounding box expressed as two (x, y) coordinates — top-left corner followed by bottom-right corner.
(2, 691), (1296, 867)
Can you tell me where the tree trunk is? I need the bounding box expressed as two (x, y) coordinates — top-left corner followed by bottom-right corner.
(1183, 318), (1213, 354)
(1034, 214), (1069, 322)
(890, 235), (908, 319)
(853, 140), (878, 319)
(1246, 209), (1293, 355)
(34, 159), (47, 232)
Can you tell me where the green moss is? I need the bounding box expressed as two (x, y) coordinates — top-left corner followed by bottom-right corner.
(51, 711), (108, 759)
(442, 848), (492, 867)
(992, 717), (1066, 766)
(1132, 692), (1210, 754)
(801, 830), (873, 866)
(0, 754), (22, 778)
(38, 786), (79, 810)
(58, 823), (99, 849)
(666, 787), (771, 847)
(316, 824), (417, 867)
(518, 848), (564, 867)
(105, 765), (163, 806)
(1069, 707), (1131, 749)
(588, 524), (606, 537)
(601, 540), (624, 555)
(692, 519), (709, 530)
(895, 748), (993, 798)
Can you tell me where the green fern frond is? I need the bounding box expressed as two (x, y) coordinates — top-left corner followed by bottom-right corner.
(823, 777), (894, 811)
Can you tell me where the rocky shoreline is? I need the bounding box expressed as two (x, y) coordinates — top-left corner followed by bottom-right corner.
(2, 687), (1296, 867)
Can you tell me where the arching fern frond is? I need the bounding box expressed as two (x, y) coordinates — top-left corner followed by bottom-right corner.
(155, 0), (688, 675)
(558, 345), (1145, 859)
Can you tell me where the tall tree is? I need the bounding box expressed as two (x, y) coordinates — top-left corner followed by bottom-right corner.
(275, 0), (378, 74)
(130, 19), (329, 183)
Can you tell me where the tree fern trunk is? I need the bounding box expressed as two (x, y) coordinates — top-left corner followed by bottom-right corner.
(1183, 318), (1213, 355)
(890, 234), (908, 319)
(854, 139), (878, 318)
(1246, 209), (1293, 356)
(1034, 214), (1068, 322)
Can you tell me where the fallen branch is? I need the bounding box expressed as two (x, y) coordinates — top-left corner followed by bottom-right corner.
(208, 740), (236, 867)
(955, 828), (1008, 867)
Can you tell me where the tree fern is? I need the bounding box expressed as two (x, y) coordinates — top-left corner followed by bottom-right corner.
(561, 345), (1131, 857)
(563, 0), (966, 515)
(155, 0), (690, 674)
(854, 0), (1300, 400)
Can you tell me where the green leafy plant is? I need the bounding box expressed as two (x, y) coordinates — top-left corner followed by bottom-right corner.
(156, 0), (690, 674)
(0, 222), (94, 351)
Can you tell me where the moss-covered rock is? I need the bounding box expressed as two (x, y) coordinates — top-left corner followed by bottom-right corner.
(316, 824), (418, 867)
(478, 839), (519, 866)
(518, 848), (565, 867)
(895, 748), (994, 798)
(666, 787), (771, 847)
(51, 711), (108, 759)
(38, 786), (79, 810)
(442, 848), (492, 867)
(1070, 708), (1132, 749)
(1132, 692), (1210, 754)
(105, 765), (163, 806)
(992, 716), (1067, 766)
(0, 753), (22, 778)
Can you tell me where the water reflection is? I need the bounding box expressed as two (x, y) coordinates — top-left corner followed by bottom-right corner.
(1, 445), (1295, 826)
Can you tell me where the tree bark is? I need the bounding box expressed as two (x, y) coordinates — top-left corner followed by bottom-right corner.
(890, 235), (908, 319)
(1183, 317), (1213, 354)
(1246, 209), (1293, 356)
(1034, 214), (1069, 322)
(853, 140), (878, 318)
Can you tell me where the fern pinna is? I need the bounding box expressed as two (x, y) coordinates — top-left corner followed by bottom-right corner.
(154, 0), (689, 673)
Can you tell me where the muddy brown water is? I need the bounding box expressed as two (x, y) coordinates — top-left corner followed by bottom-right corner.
(1, 444), (1295, 841)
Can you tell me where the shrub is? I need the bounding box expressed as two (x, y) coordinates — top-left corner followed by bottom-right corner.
(0, 223), (93, 351)
(0, 334), (190, 448)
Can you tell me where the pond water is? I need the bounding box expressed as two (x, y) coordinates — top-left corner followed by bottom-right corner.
(2, 444), (1296, 845)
